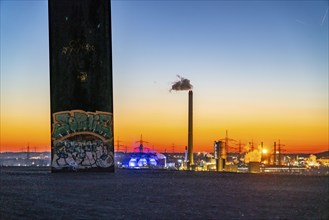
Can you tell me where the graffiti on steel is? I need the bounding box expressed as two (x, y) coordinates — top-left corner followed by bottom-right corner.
(51, 110), (113, 170)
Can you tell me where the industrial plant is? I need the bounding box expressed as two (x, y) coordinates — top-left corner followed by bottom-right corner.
(119, 135), (166, 169)
(1, 140), (329, 175)
(1, 75), (328, 175)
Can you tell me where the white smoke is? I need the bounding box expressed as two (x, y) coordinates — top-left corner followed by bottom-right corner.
(244, 146), (262, 163)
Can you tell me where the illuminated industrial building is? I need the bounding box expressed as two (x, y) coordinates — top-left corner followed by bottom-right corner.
(121, 136), (166, 169)
(126, 150), (166, 168)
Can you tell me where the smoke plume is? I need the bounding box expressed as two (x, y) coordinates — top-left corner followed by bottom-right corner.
(170, 75), (193, 92)
(244, 147), (262, 163)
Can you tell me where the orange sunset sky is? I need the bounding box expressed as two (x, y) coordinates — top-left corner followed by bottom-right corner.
(1, 1), (328, 153)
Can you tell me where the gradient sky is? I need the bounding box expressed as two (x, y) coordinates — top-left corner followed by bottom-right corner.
(0, 0), (328, 153)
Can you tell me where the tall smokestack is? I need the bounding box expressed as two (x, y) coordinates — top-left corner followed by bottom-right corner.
(170, 75), (193, 168)
(278, 140), (282, 166)
(273, 142), (277, 165)
(188, 90), (193, 167)
(184, 146), (188, 162)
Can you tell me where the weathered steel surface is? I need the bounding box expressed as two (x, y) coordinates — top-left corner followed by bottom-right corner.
(49, 0), (114, 172)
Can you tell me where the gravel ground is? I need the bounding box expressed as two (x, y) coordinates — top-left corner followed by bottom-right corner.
(0, 167), (328, 220)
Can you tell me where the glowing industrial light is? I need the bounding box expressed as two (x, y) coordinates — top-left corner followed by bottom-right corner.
(138, 158), (147, 167)
(129, 158), (137, 167)
(149, 158), (157, 166)
(262, 149), (268, 154)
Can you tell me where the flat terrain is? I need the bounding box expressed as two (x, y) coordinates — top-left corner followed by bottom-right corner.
(0, 167), (328, 220)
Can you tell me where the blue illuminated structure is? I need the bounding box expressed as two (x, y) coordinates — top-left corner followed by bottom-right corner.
(124, 135), (166, 168)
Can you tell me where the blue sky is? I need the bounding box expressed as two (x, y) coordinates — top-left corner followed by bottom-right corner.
(111, 0), (328, 101)
(0, 0), (328, 152)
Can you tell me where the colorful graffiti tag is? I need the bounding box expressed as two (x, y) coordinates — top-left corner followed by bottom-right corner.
(51, 110), (113, 171)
